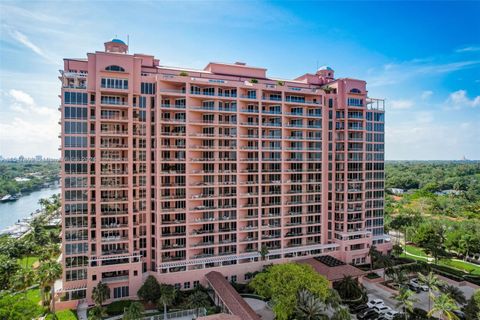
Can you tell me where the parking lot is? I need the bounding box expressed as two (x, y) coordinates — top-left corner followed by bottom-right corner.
(362, 275), (478, 314)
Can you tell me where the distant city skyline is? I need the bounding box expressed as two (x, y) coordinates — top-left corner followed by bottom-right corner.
(0, 1), (479, 160)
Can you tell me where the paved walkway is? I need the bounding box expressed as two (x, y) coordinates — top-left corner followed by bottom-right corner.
(76, 301), (88, 320)
(244, 298), (274, 320)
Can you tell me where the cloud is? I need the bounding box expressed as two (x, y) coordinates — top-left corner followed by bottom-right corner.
(456, 46), (480, 53)
(445, 90), (480, 109)
(7, 28), (56, 63)
(421, 90), (433, 100)
(390, 99), (414, 110)
(386, 116), (480, 160)
(368, 59), (480, 87)
(8, 89), (34, 105)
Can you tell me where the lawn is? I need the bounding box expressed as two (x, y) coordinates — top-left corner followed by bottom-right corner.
(49, 309), (78, 320)
(402, 245), (480, 276)
(441, 259), (480, 275)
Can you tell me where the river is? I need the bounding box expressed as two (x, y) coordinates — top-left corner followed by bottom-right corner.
(0, 186), (61, 230)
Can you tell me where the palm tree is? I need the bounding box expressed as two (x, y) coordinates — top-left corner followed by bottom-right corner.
(331, 307), (351, 320)
(377, 254), (393, 281)
(334, 276), (363, 301)
(295, 289), (327, 320)
(158, 285), (177, 319)
(367, 245), (379, 271)
(123, 301), (144, 320)
(92, 281), (110, 307)
(325, 288), (341, 311)
(186, 290), (210, 317)
(418, 272), (443, 312)
(390, 268), (409, 290)
(393, 288), (418, 320)
(37, 260), (62, 312)
(441, 284), (467, 305)
(39, 243), (60, 262)
(88, 305), (107, 320)
(259, 245), (269, 261)
(428, 293), (460, 320)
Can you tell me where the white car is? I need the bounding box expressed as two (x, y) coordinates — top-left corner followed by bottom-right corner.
(367, 299), (385, 308)
(373, 305), (392, 314)
(382, 310), (399, 319)
(410, 278), (429, 291)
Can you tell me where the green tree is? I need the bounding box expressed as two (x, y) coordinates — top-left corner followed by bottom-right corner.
(428, 293), (459, 320)
(92, 281), (110, 307)
(123, 301), (144, 320)
(294, 289), (327, 320)
(38, 260), (62, 312)
(10, 266), (35, 293)
(0, 254), (19, 290)
(367, 245), (380, 271)
(137, 275), (161, 303)
(157, 285), (177, 319)
(441, 284), (467, 305)
(417, 272), (443, 312)
(186, 290), (210, 317)
(259, 245), (269, 261)
(249, 263), (330, 320)
(464, 289), (480, 319)
(0, 293), (43, 320)
(392, 244), (403, 258)
(393, 288), (417, 320)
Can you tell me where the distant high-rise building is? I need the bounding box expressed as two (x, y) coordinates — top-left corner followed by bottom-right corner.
(35, 155), (43, 161)
(57, 39), (390, 307)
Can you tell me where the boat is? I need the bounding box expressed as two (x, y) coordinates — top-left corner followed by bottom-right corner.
(0, 194), (18, 202)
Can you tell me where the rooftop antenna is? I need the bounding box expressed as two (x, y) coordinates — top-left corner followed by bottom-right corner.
(127, 34), (130, 53)
(316, 60), (318, 71)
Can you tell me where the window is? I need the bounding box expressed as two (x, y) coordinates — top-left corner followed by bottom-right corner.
(184, 282), (190, 289)
(113, 286), (129, 298)
(347, 98), (363, 107)
(141, 82), (155, 94)
(105, 65), (125, 72)
(101, 78), (128, 89)
(64, 92), (88, 105)
(350, 88), (361, 94)
(193, 280), (200, 288)
(64, 107), (87, 119)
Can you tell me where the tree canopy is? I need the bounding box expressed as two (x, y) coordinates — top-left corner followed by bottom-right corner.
(249, 263), (330, 320)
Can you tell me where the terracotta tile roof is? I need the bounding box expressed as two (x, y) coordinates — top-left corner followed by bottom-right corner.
(300, 257), (366, 282)
(205, 271), (261, 320)
(198, 314), (242, 320)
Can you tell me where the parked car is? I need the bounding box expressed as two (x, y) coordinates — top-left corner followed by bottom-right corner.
(382, 310), (400, 319)
(351, 304), (369, 313)
(452, 310), (466, 319)
(358, 309), (380, 320)
(373, 305), (393, 314)
(410, 278), (429, 291)
(408, 283), (421, 293)
(367, 298), (385, 308)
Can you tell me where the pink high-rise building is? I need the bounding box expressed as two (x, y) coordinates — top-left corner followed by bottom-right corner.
(57, 39), (390, 307)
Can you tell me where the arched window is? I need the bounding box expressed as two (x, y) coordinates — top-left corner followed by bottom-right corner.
(350, 88), (361, 94)
(105, 65), (125, 72)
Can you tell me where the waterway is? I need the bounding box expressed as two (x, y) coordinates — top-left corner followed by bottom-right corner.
(0, 186), (60, 229)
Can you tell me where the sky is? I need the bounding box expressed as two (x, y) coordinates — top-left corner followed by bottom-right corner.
(0, 1), (479, 160)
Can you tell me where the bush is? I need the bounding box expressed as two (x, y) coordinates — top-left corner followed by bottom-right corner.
(105, 300), (133, 315)
(179, 71), (189, 76)
(249, 79), (258, 84)
(365, 272), (380, 279)
(137, 275), (161, 303)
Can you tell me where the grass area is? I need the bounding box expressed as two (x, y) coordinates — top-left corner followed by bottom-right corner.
(441, 259), (480, 275)
(18, 256), (39, 268)
(26, 287), (42, 305)
(402, 245), (480, 276)
(52, 309), (78, 320)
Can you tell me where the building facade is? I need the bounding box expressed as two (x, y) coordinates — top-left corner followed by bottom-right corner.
(58, 39), (389, 306)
